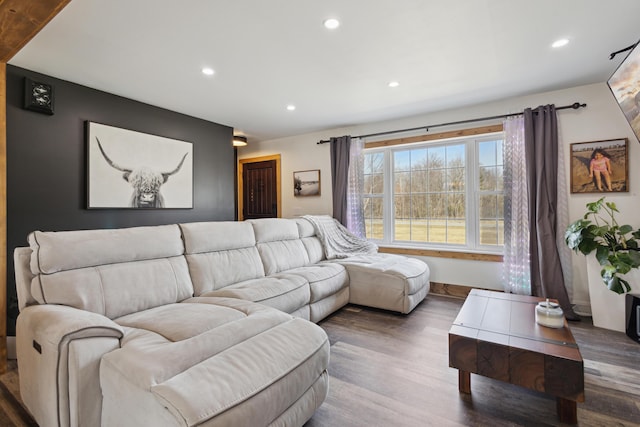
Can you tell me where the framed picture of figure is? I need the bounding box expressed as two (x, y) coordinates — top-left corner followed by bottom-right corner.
(569, 138), (628, 193)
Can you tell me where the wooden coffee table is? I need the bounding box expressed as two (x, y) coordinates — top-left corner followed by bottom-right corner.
(448, 289), (584, 424)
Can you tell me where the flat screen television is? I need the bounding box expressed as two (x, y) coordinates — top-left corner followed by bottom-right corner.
(607, 39), (640, 143)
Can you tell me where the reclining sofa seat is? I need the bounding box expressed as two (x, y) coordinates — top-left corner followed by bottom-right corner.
(180, 219), (349, 323)
(294, 217), (431, 314)
(248, 218), (351, 323)
(14, 224), (329, 427)
(181, 217), (430, 320)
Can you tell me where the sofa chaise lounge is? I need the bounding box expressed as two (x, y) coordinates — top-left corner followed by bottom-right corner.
(14, 217), (430, 427)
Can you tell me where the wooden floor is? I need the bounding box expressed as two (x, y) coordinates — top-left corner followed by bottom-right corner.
(1, 294), (639, 426)
(306, 295), (640, 427)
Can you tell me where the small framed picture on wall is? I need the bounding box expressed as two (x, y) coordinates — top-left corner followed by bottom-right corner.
(293, 169), (321, 197)
(569, 138), (628, 193)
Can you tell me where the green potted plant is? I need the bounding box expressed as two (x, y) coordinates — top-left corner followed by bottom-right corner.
(565, 197), (640, 294)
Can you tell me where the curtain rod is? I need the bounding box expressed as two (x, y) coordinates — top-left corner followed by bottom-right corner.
(609, 43), (637, 60)
(316, 102), (586, 144)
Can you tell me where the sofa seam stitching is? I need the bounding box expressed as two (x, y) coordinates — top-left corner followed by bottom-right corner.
(179, 333), (329, 424)
(95, 267), (107, 316)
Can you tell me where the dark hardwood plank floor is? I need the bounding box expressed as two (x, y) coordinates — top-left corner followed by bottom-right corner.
(1, 294), (638, 426)
(306, 295), (640, 427)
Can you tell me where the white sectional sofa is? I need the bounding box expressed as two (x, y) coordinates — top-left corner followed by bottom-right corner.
(13, 217), (430, 427)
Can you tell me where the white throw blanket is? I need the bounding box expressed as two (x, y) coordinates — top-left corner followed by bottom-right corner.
(302, 215), (378, 259)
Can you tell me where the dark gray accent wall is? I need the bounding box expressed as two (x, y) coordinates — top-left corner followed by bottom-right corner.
(6, 65), (235, 334)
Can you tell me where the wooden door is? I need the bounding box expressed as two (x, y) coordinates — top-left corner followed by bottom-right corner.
(243, 160), (278, 219)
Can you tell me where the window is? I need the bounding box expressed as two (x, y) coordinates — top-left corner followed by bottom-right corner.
(478, 139), (504, 246)
(363, 152), (384, 239)
(363, 133), (504, 252)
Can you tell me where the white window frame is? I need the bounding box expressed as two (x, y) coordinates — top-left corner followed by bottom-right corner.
(364, 132), (504, 254)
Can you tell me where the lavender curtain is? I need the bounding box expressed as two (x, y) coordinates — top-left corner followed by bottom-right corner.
(346, 138), (366, 237)
(503, 116), (530, 294)
(524, 105), (578, 320)
(330, 136), (351, 225)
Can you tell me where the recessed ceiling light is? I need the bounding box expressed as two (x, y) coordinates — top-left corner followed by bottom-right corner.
(323, 18), (340, 30)
(552, 38), (569, 48)
(202, 67), (215, 76)
(286, 105), (296, 111)
(388, 81), (400, 88)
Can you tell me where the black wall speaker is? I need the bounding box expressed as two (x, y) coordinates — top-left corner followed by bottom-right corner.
(24, 77), (55, 115)
(626, 293), (640, 343)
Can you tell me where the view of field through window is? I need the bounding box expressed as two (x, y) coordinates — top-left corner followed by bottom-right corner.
(393, 144), (466, 243)
(478, 139), (504, 246)
(363, 152), (384, 239)
(363, 135), (504, 250)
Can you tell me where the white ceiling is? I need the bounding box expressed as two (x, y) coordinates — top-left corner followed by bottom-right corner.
(9, 0), (640, 142)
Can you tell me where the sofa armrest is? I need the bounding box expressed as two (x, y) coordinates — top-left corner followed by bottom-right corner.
(17, 305), (124, 427)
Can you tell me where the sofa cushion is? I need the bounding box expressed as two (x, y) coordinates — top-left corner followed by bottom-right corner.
(249, 218), (299, 243)
(181, 221), (267, 295)
(180, 221), (256, 254)
(257, 240), (311, 276)
(301, 236), (325, 264)
(199, 274), (310, 315)
(186, 248), (266, 295)
(339, 253), (430, 314)
(294, 217), (316, 238)
(28, 224), (183, 274)
(26, 225), (193, 318)
(284, 263), (348, 303)
(248, 218), (312, 274)
(294, 218), (332, 264)
(103, 297), (329, 426)
(31, 256), (193, 319)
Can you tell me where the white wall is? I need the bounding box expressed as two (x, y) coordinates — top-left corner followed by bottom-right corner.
(238, 82), (640, 312)
(240, 135), (334, 218)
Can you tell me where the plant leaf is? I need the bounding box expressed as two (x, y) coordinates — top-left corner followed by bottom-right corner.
(565, 231), (582, 250)
(628, 250), (640, 268)
(606, 276), (626, 294)
(619, 224), (633, 235)
(587, 198), (604, 213)
(614, 259), (632, 275)
(595, 246), (610, 265)
(619, 277), (632, 293)
(577, 238), (599, 255)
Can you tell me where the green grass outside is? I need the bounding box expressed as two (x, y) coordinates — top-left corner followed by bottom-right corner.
(365, 219), (504, 246)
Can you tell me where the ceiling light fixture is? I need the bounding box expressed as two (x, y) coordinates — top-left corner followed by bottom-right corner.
(323, 18), (340, 30)
(233, 135), (247, 147)
(286, 104), (296, 111)
(388, 81), (400, 88)
(202, 67), (215, 76)
(552, 38), (569, 48)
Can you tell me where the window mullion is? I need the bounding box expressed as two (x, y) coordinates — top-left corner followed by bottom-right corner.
(383, 150), (394, 244)
(467, 141), (477, 250)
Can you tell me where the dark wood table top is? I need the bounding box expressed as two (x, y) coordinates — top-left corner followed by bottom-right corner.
(449, 289), (582, 363)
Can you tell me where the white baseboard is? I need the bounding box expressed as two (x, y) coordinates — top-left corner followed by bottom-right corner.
(573, 303), (592, 317)
(7, 336), (16, 360)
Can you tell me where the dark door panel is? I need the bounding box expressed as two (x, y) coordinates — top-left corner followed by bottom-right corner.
(243, 160), (277, 219)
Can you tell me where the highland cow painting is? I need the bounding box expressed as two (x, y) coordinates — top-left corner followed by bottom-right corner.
(87, 122), (193, 208)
